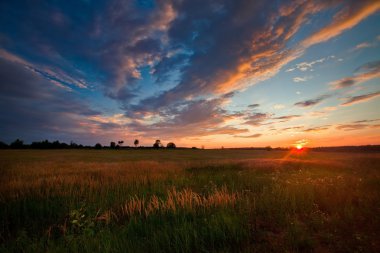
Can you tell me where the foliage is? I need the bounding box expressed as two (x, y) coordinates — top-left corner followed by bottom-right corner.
(10, 139), (24, 149)
(166, 142), (176, 149)
(153, 139), (162, 148)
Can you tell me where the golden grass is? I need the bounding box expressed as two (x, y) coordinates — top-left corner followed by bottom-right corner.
(0, 161), (182, 200)
(121, 186), (239, 218)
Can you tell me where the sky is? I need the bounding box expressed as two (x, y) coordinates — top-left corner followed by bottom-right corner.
(0, 0), (379, 148)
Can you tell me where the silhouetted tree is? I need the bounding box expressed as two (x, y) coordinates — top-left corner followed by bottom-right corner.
(265, 146), (272, 151)
(0, 141), (8, 149)
(70, 141), (78, 148)
(94, 143), (102, 149)
(118, 140), (124, 147)
(10, 139), (24, 149)
(110, 142), (116, 149)
(166, 142), (176, 149)
(153, 140), (162, 148)
(134, 139), (139, 147)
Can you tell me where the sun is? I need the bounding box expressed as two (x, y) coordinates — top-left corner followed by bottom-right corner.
(296, 144), (303, 150)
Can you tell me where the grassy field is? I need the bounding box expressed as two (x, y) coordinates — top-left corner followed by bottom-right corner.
(0, 149), (379, 252)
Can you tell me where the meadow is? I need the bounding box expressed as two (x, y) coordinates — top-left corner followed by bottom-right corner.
(0, 149), (379, 252)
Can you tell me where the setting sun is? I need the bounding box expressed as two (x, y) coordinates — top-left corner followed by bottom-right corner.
(296, 144), (303, 150)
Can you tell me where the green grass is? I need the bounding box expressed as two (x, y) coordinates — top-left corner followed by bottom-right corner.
(0, 149), (379, 252)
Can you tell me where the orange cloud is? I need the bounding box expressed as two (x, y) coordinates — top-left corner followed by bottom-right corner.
(302, 1), (380, 48)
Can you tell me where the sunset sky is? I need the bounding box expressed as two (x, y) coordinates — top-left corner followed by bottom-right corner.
(0, 0), (379, 148)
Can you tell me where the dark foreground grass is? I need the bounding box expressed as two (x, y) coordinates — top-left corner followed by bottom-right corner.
(0, 150), (379, 252)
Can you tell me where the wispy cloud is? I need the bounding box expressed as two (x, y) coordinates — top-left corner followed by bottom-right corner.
(286, 57), (326, 72)
(293, 76), (309, 83)
(294, 94), (331, 107)
(0, 49), (88, 90)
(355, 42), (372, 49)
(330, 60), (380, 89)
(234, 133), (262, 138)
(248, 104), (260, 109)
(272, 115), (301, 121)
(341, 91), (380, 106)
(301, 1), (380, 48)
(303, 125), (330, 133)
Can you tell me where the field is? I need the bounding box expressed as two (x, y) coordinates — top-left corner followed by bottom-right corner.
(0, 149), (379, 252)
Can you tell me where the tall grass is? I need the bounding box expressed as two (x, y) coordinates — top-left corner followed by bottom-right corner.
(0, 150), (379, 252)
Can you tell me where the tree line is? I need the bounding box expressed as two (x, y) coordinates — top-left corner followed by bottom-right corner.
(0, 139), (181, 149)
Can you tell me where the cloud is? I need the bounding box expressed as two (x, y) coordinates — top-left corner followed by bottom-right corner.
(353, 34), (380, 51)
(355, 42), (372, 49)
(341, 91), (380, 106)
(336, 118), (380, 131)
(293, 76), (309, 82)
(243, 113), (271, 126)
(330, 60), (380, 89)
(1, 0), (379, 144)
(281, 126), (304, 131)
(353, 118), (380, 123)
(272, 115), (301, 121)
(0, 57), (103, 144)
(336, 124), (369, 131)
(123, 93), (251, 139)
(122, 0), (340, 113)
(0, 49), (88, 90)
(286, 57), (326, 72)
(301, 1), (380, 48)
(234, 133), (262, 138)
(294, 94), (331, 107)
(248, 103), (260, 109)
(273, 104), (285, 109)
(303, 125), (330, 132)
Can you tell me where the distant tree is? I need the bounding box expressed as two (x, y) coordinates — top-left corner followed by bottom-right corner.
(265, 146), (272, 151)
(153, 140), (162, 148)
(110, 142), (116, 149)
(201, 145), (205, 149)
(166, 142), (176, 149)
(0, 141), (8, 149)
(94, 143), (102, 149)
(191, 147), (198, 149)
(10, 139), (24, 149)
(70, 141), (78, 148)
(134, 139), (139, 147)
(118, 140), (124, 147)
(52, 140), (61, 149)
